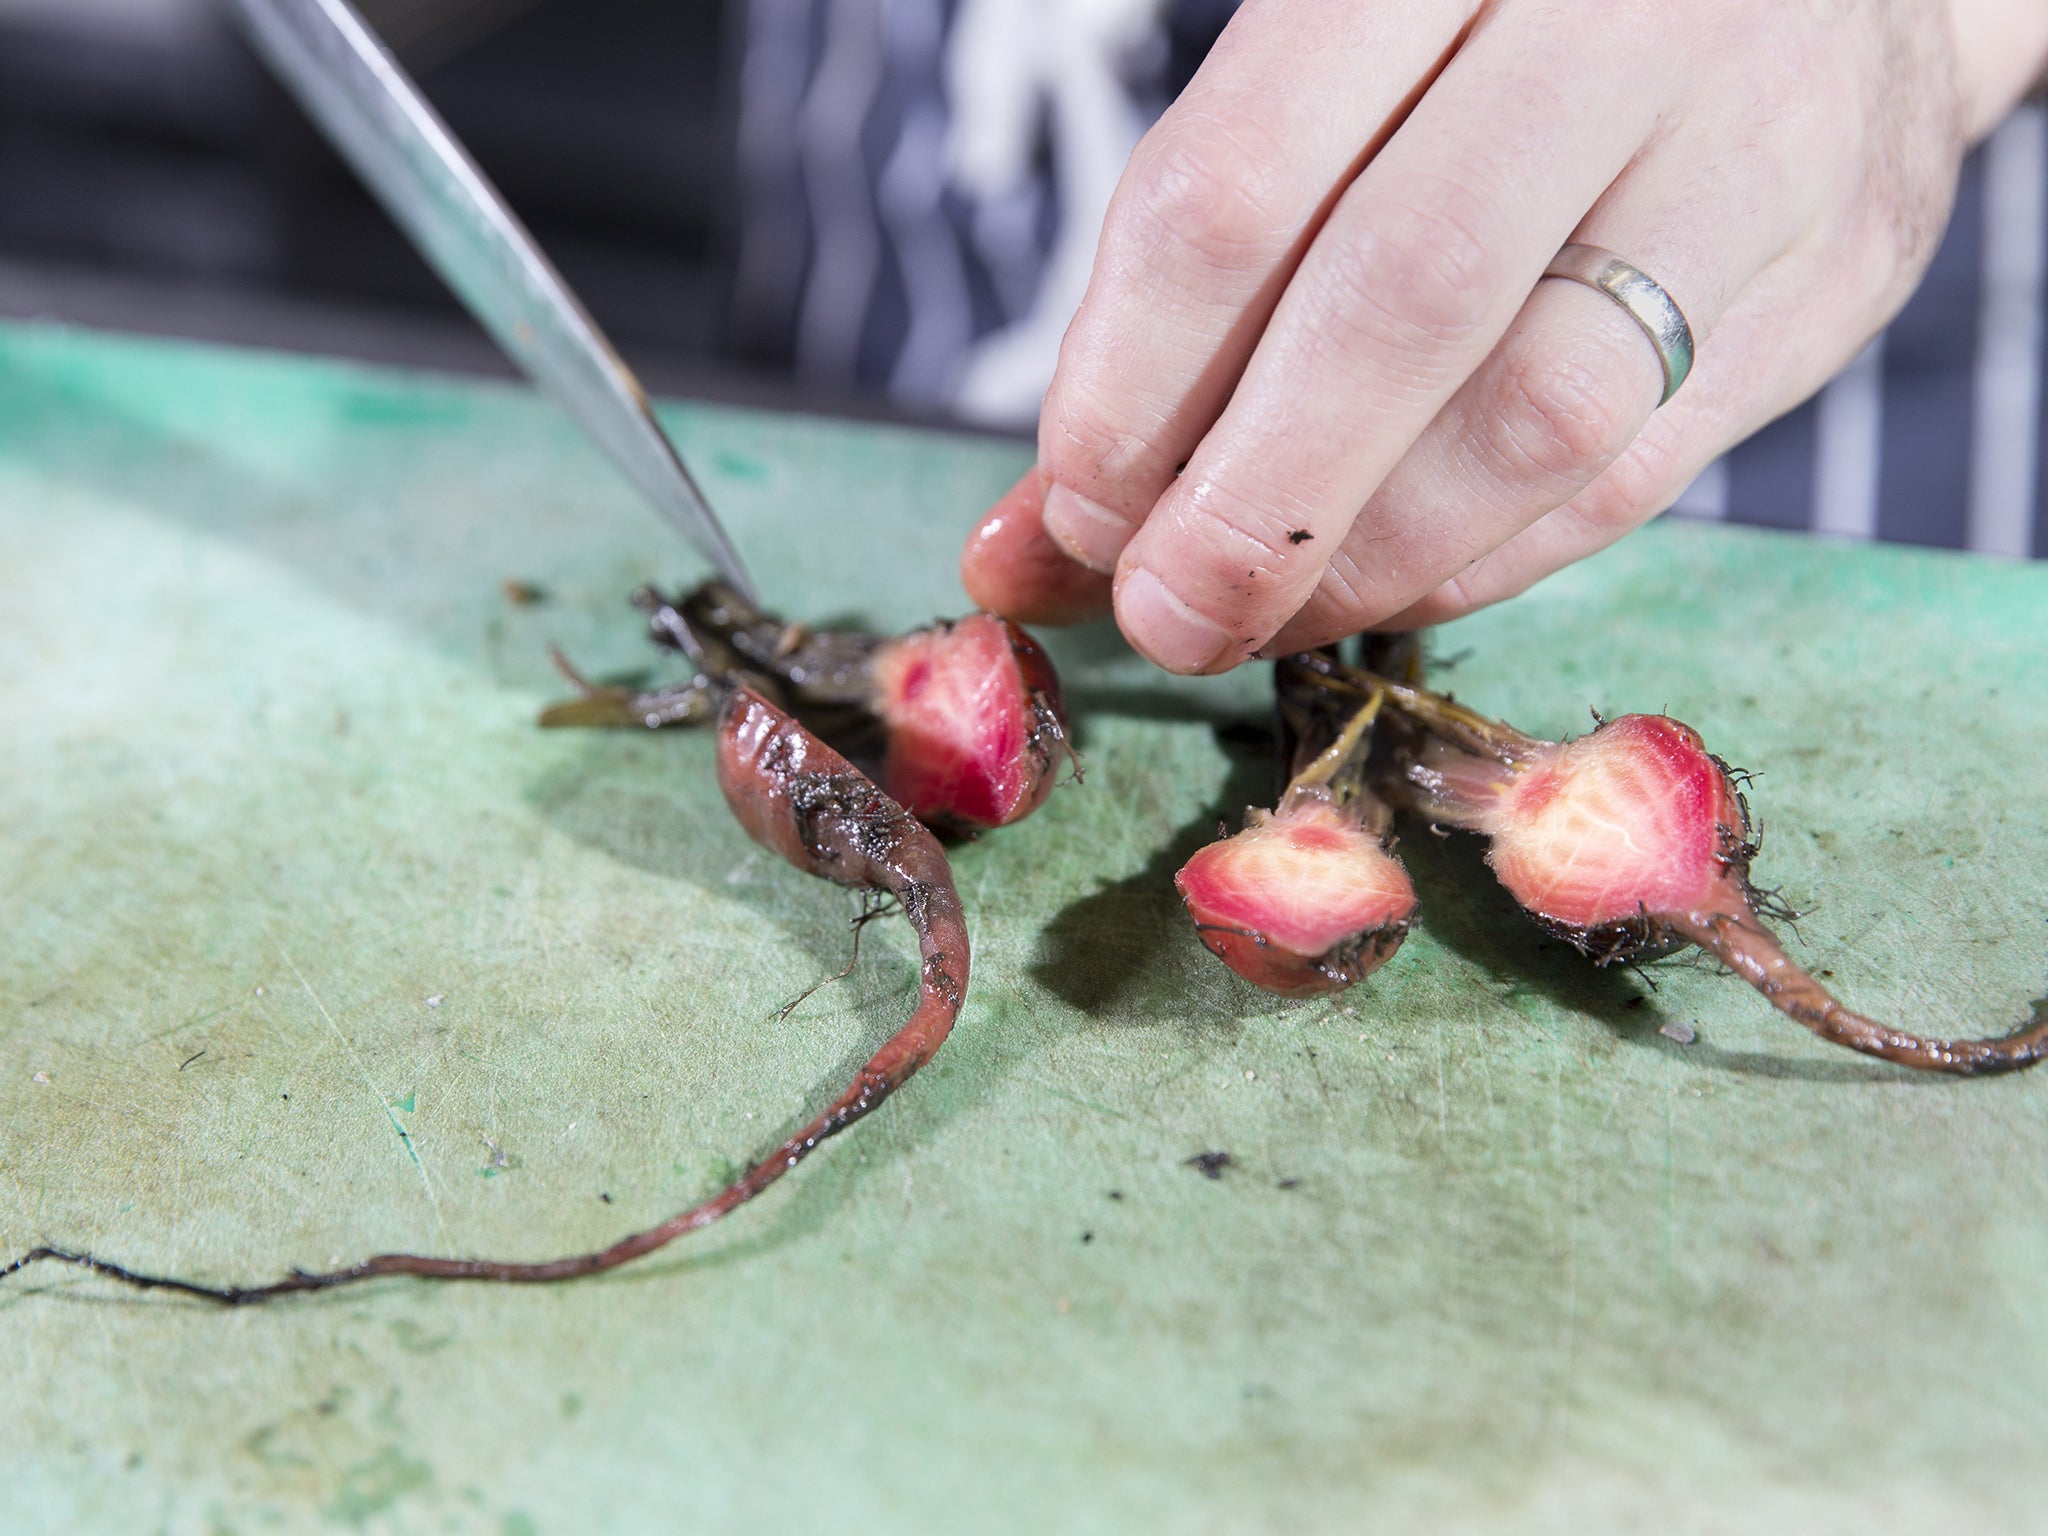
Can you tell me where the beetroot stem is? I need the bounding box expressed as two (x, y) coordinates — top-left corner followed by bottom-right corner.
(1278, 677), (1384, 811)
(1294, 651), (1541, 765)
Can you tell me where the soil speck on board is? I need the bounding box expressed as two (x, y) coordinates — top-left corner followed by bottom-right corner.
(1185, 1151), (1232, 1180)
(480, 1135), (514, 1177)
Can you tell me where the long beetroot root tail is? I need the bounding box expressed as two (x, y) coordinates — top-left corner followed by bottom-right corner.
(2, 691), (968, 1304)
(0, 1024), (954, 1302)
(1669, 905), (2048, 1076)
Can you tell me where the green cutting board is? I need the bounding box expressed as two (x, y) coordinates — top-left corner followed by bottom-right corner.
(3, 324), (2045, 1535)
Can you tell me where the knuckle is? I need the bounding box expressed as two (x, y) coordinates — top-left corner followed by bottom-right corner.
(1488, 340), (1646, 489)
(1561, 476), (1649, 542)
(1748, 16), (1958, 308)
(1308, 184), (1507, 364)
(1531, 447), (1679, 566)
(1123, 116), (1295, 277)
(1038, 372), (1176, 502)
(1859, 140), (1960, 301)
(1435, 567), (1481, 617)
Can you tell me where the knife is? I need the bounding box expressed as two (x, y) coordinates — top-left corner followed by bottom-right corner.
(231, 0), (760, 605)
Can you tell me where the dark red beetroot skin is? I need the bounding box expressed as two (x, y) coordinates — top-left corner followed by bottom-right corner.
(715, 687), (970, 1084)
(1, 689), (971, 1302)
(1176, 801), (1416, 997)
(870, 613), (1072, 832)
(1377, 680), (2048, 1076)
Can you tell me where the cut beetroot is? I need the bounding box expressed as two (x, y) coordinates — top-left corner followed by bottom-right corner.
(871, 613), (1071, 831)
(544, 581), (1073, 833)
(1332, 653), (2048, 1075)
(1445, 714), (1748, 940)
(1178, 800), (1415, 997)
(1176, 658), (1416, 997)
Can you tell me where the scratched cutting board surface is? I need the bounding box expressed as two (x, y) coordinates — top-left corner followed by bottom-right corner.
(3, 324), (2046, 1535)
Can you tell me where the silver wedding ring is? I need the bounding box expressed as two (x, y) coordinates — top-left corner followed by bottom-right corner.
(1541, 243), (1694, 405)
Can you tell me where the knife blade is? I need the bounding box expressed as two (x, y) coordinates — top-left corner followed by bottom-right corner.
(232, 0), (760, 604)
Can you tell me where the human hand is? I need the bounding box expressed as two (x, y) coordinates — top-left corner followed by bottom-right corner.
(961, 0), (2048, 671)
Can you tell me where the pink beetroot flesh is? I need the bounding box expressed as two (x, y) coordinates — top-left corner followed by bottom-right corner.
(871, 613), (1068, 831)
(1479, 715), (1745, 932)
(1175, 800), (1416, 997)
(1376, 679), (2048, 1075)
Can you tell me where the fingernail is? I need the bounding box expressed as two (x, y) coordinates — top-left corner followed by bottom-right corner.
(1042, 484), (1133, 574)
(1117, 567), (1236, 674)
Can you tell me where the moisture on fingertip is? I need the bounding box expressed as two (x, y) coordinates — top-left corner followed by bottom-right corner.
(960, 471), (1114, 626)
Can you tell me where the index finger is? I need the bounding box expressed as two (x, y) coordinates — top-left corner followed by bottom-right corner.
(1037, 0), (1476, 572)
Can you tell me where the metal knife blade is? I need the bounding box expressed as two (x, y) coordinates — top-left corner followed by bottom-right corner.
(232, 0), (759, 604)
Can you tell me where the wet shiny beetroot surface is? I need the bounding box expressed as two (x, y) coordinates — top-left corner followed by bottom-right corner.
(1176, 800), (1415, 998)
(873, 613), (1068, 832)
(1482, 716), (1745, 932)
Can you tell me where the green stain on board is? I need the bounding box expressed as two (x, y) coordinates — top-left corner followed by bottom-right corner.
(336, 385), (470, 429)
(322, 1448), (433, 1526)
(388, 1319), (456, 1355)
(712, 448), (769, 482)
(244, 1427), (313, 1473)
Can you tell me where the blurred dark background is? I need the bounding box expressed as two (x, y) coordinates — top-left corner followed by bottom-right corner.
(0, 0), (829, 406)
(17, 2), (2029, 557)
